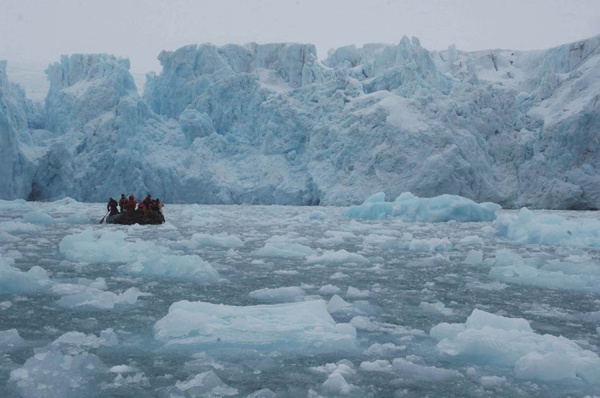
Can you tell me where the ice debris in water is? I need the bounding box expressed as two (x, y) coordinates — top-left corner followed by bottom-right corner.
(9, 329), (118, 398)
(344, 192), (500, 222)
(430, 309), (600, 383)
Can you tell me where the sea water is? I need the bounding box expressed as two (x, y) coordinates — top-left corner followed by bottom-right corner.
(0, 199), (599, 397)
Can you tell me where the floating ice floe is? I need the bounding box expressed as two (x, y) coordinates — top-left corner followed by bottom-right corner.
(0, 329), (25, 353)
(57, 287), (143, 310)
(311, 360), (357, 395)
(252, 235), (316, 258)
(59, 228), (221, 282)
(171, 371), (238, 397)
(120, 254), (221, 282)
(249, 286), (306, 303)
(430, 309), (600, 383)
(344, 192), (500, 222)
(154, 299), (356, 354)
(486, 249), (600, 294)
(318, 284), (341, 295)
(306, 249), (370, 265)
(497, 207), (600, 247)
(59, 228), (163, 263)
(360, 358), (461, 382)
(22, 211), (55, 225)
(0, 256), (52, 294)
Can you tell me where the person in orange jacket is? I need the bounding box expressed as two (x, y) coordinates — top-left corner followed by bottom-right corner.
(125, 195), (136, 212)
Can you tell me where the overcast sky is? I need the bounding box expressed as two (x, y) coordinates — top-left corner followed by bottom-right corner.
(2, 0), (600, 75)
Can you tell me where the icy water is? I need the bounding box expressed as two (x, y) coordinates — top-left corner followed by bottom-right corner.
(1, 200), (599, 397)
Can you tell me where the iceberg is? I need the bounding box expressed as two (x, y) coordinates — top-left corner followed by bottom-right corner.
(154, 299), (357, 354)
(497, 207), (600, 247)
(344, 192), (500, 222)
(430, 309), (600, 383)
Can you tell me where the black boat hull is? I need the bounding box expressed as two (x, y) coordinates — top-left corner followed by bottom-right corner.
(106, 210), (165, 225)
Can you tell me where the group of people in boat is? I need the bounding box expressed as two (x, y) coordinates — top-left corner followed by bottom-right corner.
(107, 194), (164, 216)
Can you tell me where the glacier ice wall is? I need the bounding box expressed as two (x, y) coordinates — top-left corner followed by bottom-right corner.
(0, 61), (34, 199)
(1, 36), (600, 208)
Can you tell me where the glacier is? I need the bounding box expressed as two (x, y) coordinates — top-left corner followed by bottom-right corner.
(1, 36), (600, 208)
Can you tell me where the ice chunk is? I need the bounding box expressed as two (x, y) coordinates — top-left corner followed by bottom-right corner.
(360, 359), (394, 372)
(0, 221), (41, 234)
(345, 192), (500, 222)
(249, 286), (306, 303)
(409, 237), (452, 252)
(327, 294), (354, 313)
(306, 249), (370, 265)
(59, 228), (163, 263)
(9, 350), (106, 397)
(322, 371), (354, 395)
(391, 358), (461, 381)
(479, 375), (507, 388)
(487, 249), (600, 293)
(120, 254), (220, 282)
(253, 235), (316, 258)
(419, 301), (454, 316)
(154, 299), (356, 354)
(464, 250), (483, 265)
(50, 329), (118, 349)
(312, 360), (356, 395)
(174, 371), (237, 397)
(359, 357), (460, 382)
(497, 207), (600, 247)
(57, 287), (143, 310)
(0, 256), (52, 294)
(346, 286), (370, 298)
(362, 342), (406, 356)
(247, 388), (277, 398)
(459, 235), (484, 246)
(0, 329), (25, 353)
(430, 308), (600, 383)
(22, 211), (55, 224)
(318, 284), (341, 295)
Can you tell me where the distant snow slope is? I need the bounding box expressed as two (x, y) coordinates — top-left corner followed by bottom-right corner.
(1, 36), (599, 208)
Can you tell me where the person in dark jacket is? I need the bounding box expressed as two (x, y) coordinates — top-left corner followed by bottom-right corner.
(107, 197), (119, 216)
(118, 194), (127, 213)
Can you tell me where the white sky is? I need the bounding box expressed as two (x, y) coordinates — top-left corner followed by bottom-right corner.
(1, 0), (600, 76)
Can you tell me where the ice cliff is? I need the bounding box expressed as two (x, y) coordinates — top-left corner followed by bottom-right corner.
(1, 36), (599, 208)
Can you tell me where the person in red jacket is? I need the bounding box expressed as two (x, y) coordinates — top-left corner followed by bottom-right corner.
(125, 195), (136, 213)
